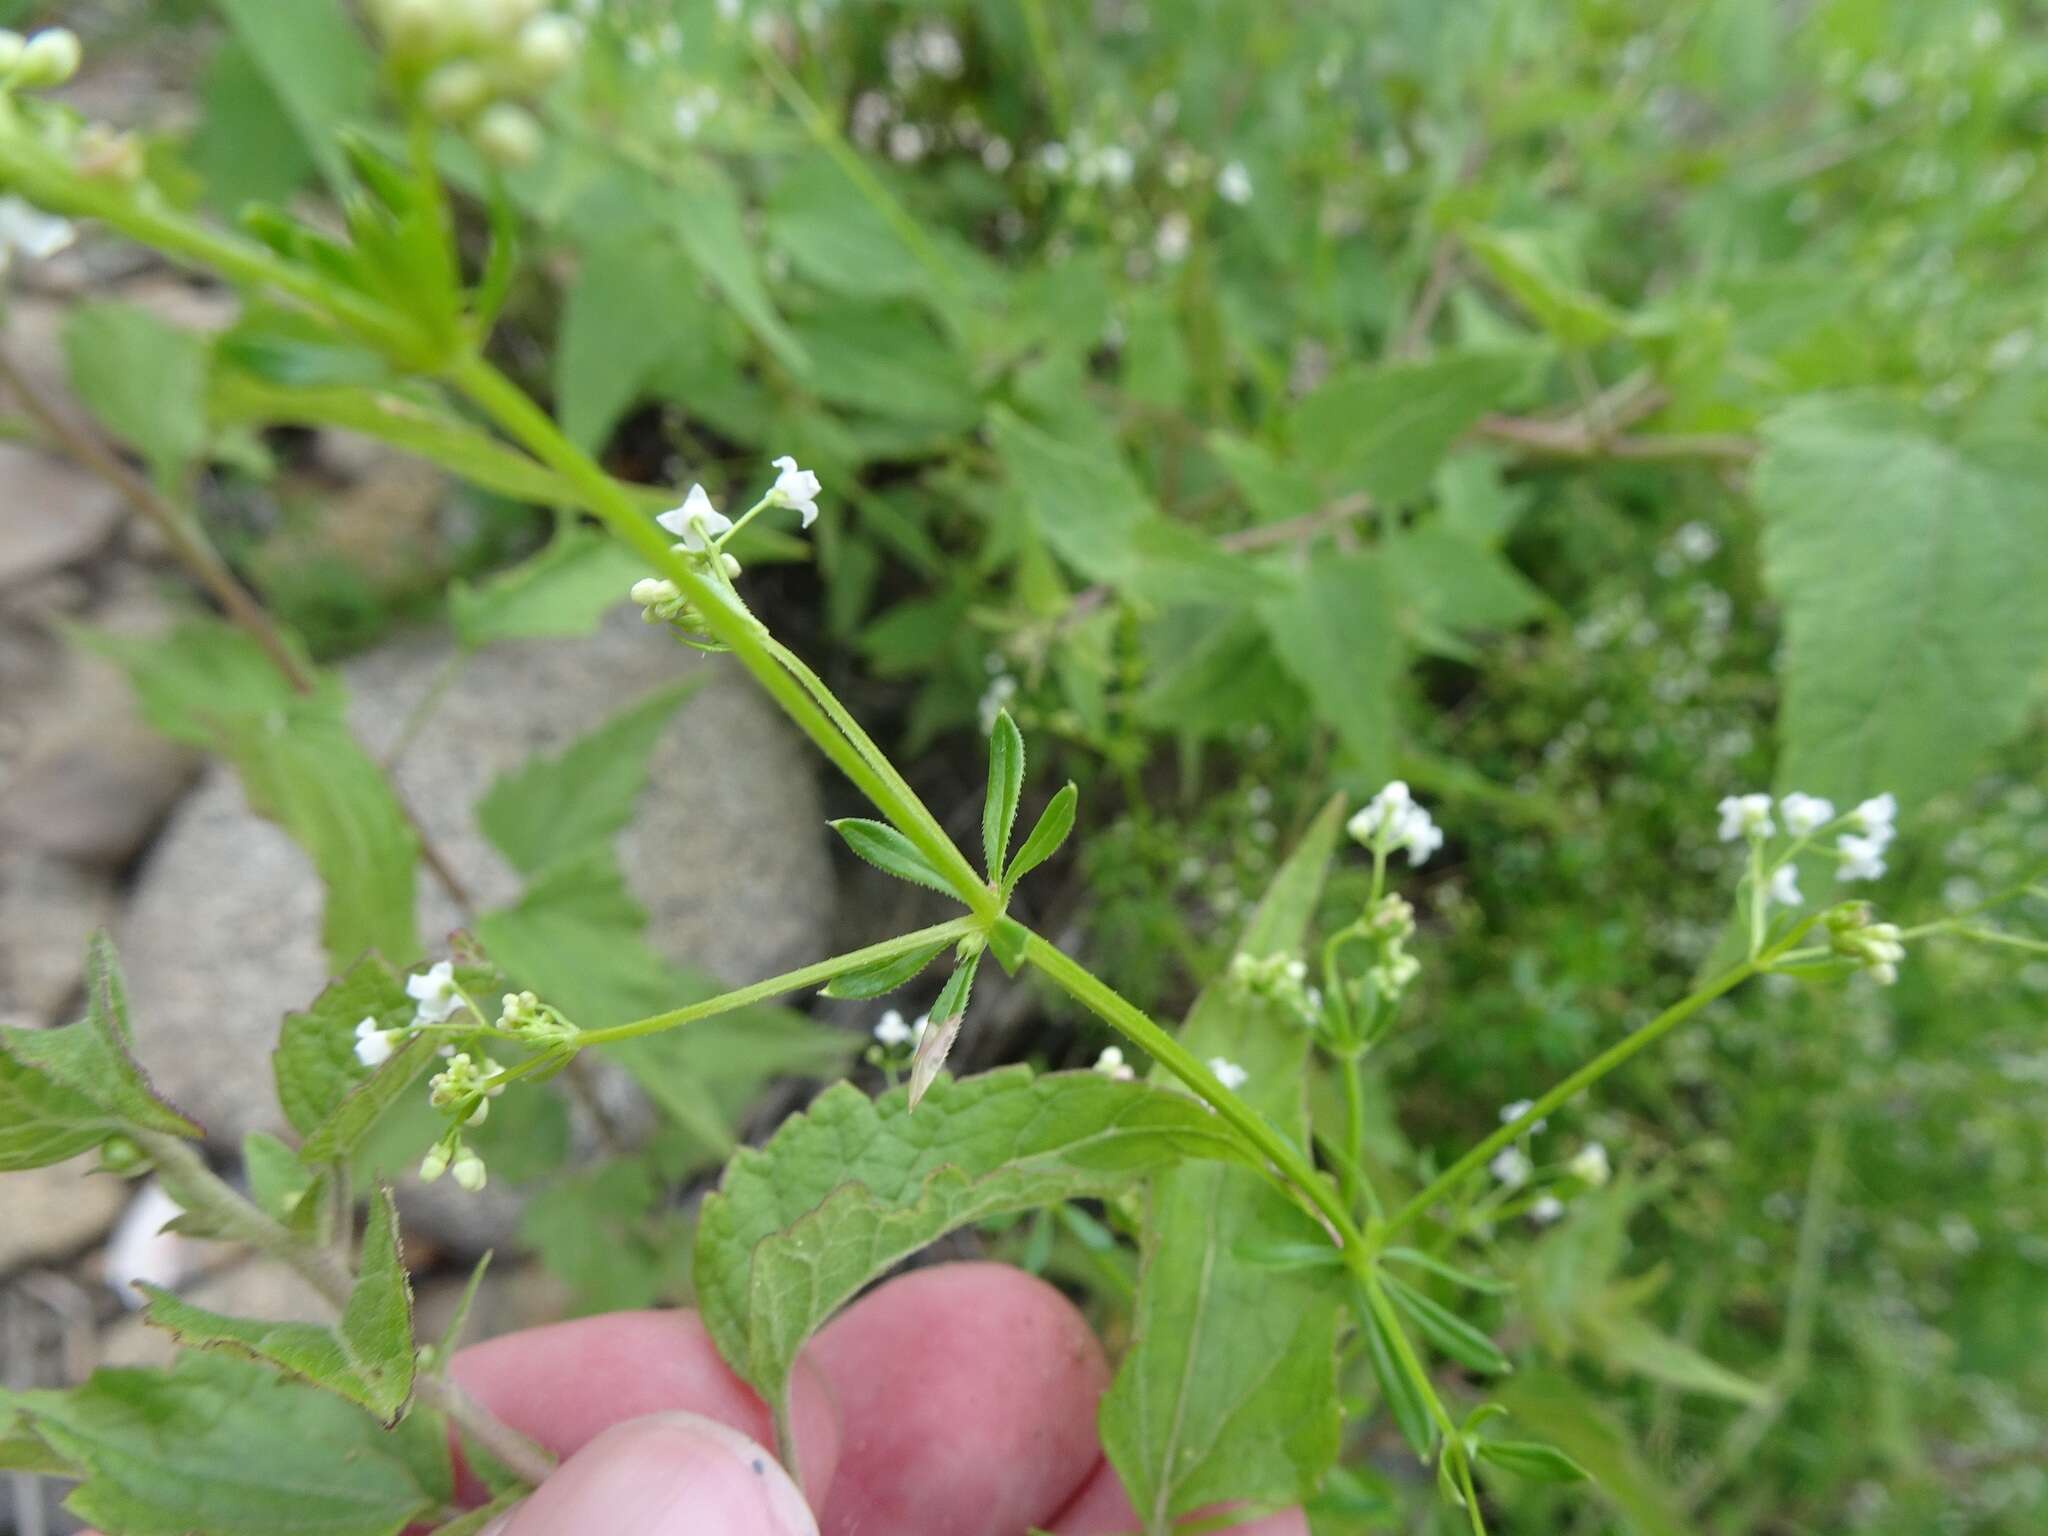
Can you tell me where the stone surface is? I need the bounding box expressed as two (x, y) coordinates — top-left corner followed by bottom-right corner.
(0, 655), (203, 868)
(0, 1157), (130, 1275)
(96, 1258), (333, 1372)
(114, 613), (836, 1232)
(0, 851), (118, 1022)
(0, 443), (124, 592)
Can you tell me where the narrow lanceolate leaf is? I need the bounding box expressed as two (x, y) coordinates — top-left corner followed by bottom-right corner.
(3, 1353), (442, 1536)
(818, 939), (950, 999)
(1755, 399), (2048, 808)
(1475, 1439), (1590, 1484)
(694, 1068), (1250, 1422)
(1382, 1272), (1511, 1376)
(1358, 1288), (1434, 1459)
(1002, 782), (1078, 897)
(0, 935), (200, 1170)
(476, 681), (700, 877)
(831, 818), (959, 898)
(1101, 798), (1350, 1533)
(81, 620), (419, 970)
(909, 950), (981, 1109)
(139, 1188), (416, 1423)
(983, 711), (1026, 879)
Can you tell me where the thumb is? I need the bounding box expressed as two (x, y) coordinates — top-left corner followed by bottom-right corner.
(492, 1412), (816, 1536)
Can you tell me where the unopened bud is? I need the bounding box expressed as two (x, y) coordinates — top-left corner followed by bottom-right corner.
(474, 102), (542, 168)
(451, 1146), (488, 1191)
(720, 552), (743, 579)
(97, 1134), (145, 1176)
(0, 31), (25, 74)
(423, 60), (492, 120)
(16, 28), (82, 88)
(419, 1142), (452, 1182)
(631, 576), (679, 607)
(516, 14), (580, 79)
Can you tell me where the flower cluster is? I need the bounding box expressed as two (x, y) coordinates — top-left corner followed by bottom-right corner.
(1826, 902), (1908, 986)
(1347, 781), (1444, 867)
(632, 456), (823, 646)
(353, 959), (469, 1067)
(363, 0), (581, 168)
(1490, 1101), (1612, 1225)
(1092, 1045), (1136, 1081)
(1718, 789), (1902, 915)
(1228, 950), (1322, 1028)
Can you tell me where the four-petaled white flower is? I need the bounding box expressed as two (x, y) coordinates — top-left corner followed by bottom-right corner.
(0, 195), (76, 279)
(1767, 863), (1803, 908)
(1499, 1098), (1548, 1134)
(1529, 1194), (1566, 1224)
(873, 1009), (920, 1047)
(1216, 160), (1253, 205)
(1347, 780), (1444, 866)
(1779, 792), (1835, 837)
(407, 961), (461, 1024)
(1716, 793), (1774, 842)
(353, 1017), (396, 1068)
(1208, 1056), (1248, 1090)
(1568, 1142), (1611, 1187)
(767, 455), (822, 528)
(1094, 1045), (1135, 1081)
(1490, 1146), (1533, 1188)
(657, 484), (733, 551)
(1850, 792), (1898, 838)
(1837, 833), (1888, 883)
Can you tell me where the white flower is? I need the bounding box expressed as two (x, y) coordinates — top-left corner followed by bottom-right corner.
(1490, 1147), (1532, 1188)
(1672, 521), (1719, 563)
(0, 195), (76, 279)
(767, 455), (822, 528)
(1568, 1142), (1611, 1187)
(1837, 833), (1889, 883)
(1779, 792), (1836, 837)
(1717, 793), (1774, 842)
(1216, 159), (1253, 204)
(1208, 1056), (1249, 1091)
(1499, 1099), (1547, 1134)
(873, 1009), (918, 1047)
(1850, 792), (1898, 840)
(657, 484), (732, 550)
(1347, 781), (1444, 866)
(1094, 1045), (1135, 1081)
(1154, 212), (1191, 264)
(1529, 1194), (1566, 1224)
(1767, 863), (1803, 908)
(406, 961), (462, 1024)
(353, 1017), (397, 1068)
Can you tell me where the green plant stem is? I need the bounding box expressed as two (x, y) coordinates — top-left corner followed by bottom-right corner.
(1374, 956), (1767, 1250)
(1341, 1052), (1371, 1205)
(577, 917), (979, 1047)
(131, 1130), (555, 1487)
(441, 352), (996, 921)
(1021, 930), (1367, 1257)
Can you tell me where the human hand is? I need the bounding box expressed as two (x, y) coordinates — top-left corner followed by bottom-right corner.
(450, 1261), (1309, 1536)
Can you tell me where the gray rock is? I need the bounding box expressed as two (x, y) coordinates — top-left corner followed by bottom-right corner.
(115, 613), (836, 1236)
(0, 850), (118, 1021)
(0, 444), (124, 592)
(0, 1157), (129, 1274)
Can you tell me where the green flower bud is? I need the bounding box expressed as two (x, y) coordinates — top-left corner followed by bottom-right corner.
(16, 28), (82, 89)
(97, 1133), (146, 1176)
(452, 1145), (488, 1191)
(474, 103), (542, 168)
(423, 60), (492, 121)
(515, 14), (580, 80)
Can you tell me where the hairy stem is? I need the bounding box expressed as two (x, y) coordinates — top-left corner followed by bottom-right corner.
(132, 1132), (555, 1486)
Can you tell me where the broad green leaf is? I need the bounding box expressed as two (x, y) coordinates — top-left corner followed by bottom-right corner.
(1258, 551), (1404, 782)
(1461, 227), (1623, 348)
(0, 935), (200, 1169)
(983, 710), (1026, 878)
(557, 239), (698, 451)
(789, 302), (979, 430)
(1291, 352), (1527, 505)
(765, 152), (926, 303)
(211, 0), (377, 191)
(476, 681), (699, 877)
(1101, 798), (1349, 1531)
(818, 939), (950, 999)
(83, 621), (418, 968)
(62, 304), (210, 487)
(1384, 522), (1550, 638)
(190, 39), (316, 213)
(1209, 432), (1325, 525)
(1434, 449), (1532, 550)
(449, 528), (652, 651)
(273, 954), (410, 1140)
(695, 1068), (1249, 1420)
(243, 1131), (318, 1228)
(476, 852), (680, 1029)
(138, 1189), (415, 1422)
(299, 1033), (441, 1165)
(830, 818), (959, 898)
(1003, 782), (1078, 895)
(663, 159), (810, 376)
(520, 1158), (691, 1314)
(3, 1353), (441, 1536)
(1755, 399), (2048, 808)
